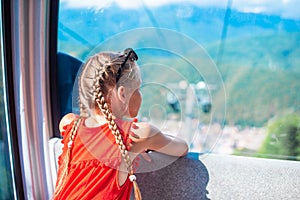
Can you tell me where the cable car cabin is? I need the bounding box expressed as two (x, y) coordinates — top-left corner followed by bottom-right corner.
(1, 0), (300, 199)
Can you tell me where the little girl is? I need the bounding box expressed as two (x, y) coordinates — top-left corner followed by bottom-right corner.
(53, 48), (188, 200)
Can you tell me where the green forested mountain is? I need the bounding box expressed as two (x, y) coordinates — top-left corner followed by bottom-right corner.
(135, 32), (300, 126)
(207, 32), (300, 126)
(58, 4), (300, 127)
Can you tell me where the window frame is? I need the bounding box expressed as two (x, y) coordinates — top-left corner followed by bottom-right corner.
(1, 0), (24, 198)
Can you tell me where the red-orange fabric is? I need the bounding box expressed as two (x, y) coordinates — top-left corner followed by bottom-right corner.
(53, 118), (134, 200)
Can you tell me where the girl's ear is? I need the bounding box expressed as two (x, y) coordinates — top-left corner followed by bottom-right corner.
(117, 86), (126, 103)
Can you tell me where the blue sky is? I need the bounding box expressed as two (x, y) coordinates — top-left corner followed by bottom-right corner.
(61, 0), (300, 20)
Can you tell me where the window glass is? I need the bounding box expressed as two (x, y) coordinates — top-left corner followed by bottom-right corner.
(0, 4), (14, 198)
(58, 0), (300, 161)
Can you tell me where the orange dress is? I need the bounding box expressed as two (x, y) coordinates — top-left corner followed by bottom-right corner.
(53, 118), (134, 200)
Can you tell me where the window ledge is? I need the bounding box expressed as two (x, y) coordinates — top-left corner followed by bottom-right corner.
(49, 138), (300, 199)
(135, 152), (300, 199)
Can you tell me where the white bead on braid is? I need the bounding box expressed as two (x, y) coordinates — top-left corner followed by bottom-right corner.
(129, 174), (137, 182)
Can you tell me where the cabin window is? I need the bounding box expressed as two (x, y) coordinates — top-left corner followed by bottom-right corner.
(57, 0), (300, 161)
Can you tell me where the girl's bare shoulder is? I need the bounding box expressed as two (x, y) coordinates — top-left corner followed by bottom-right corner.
(59, 113), (77, 132)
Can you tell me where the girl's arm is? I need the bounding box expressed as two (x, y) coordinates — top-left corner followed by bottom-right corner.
(131, 122), (189, 157)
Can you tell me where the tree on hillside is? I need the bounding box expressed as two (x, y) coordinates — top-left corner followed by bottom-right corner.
(258, 114), (300, 160)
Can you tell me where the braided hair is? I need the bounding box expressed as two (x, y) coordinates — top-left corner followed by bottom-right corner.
(54, 49), (142, 199)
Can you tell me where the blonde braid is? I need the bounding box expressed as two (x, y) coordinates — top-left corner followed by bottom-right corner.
(93, 67), (142, 200)
(54, 57), (95, 196)
(54, 116), (82, 196)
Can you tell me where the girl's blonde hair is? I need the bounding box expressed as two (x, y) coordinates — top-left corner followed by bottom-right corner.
(54, 49), (142, 200)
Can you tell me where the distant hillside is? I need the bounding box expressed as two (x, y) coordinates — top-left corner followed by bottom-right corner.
(58, 5), (300, 127)
(207, 32), (300, 126)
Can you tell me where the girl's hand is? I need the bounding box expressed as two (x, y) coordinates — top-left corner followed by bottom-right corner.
(127, 127), (152, 162)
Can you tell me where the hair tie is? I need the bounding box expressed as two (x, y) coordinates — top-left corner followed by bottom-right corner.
(129, 174), (137, 182)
